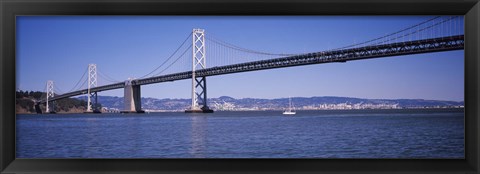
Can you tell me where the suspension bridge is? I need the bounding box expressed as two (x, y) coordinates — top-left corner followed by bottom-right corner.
(34, 16), (465, 114)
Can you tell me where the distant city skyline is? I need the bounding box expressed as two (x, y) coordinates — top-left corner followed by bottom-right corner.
(16, 16), (464, 102)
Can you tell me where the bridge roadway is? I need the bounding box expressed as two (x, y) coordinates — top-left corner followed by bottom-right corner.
(43, 35), (464, 103)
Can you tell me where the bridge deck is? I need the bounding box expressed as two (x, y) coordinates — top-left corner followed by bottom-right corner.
(43, 35), (464, 103)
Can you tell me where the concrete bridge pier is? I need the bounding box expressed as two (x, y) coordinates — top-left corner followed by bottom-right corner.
(121, 80), (144, 113)
(35, 103), (42, 114)
(49, 101), (56, 114)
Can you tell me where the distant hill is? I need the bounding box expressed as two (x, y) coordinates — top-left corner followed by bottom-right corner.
(76, 95), (464, 111)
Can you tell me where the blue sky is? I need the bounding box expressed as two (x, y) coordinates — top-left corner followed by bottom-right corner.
(16, 16), (464, 101)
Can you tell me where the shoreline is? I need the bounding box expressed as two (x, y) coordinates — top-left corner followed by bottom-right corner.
(16, 107), (464, 115)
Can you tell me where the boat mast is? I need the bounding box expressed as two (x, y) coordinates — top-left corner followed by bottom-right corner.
(289, 97), (292, 111)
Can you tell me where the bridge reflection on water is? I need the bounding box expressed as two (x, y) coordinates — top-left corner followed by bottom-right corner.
(190, 115), (207, 158)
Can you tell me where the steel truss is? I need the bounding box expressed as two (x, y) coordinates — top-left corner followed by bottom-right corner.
(197, 35), (464, 76)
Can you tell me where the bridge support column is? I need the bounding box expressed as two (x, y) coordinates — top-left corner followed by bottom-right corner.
(88, 92), (101, 113)
(35, 103), (42, 114)
(186, 76), (212, 113)
(186, 28), (213, 113)
(121, 80), (144, 113)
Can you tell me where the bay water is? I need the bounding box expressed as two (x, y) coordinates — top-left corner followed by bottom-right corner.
(16, 109), (464, 158)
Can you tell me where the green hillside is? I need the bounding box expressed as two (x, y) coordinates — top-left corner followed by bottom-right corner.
(16, 90), (101, 114)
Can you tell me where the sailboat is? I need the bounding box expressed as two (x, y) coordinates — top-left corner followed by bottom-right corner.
(283, 97), (296, 115)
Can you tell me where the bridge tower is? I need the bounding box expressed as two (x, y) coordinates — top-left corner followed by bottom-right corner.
(186, 28), (213, 113)
(45, 80), (55, 113)
(86, 64), (100, 113)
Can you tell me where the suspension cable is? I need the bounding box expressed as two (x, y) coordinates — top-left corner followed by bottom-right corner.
(153, 44), (192, 76)
(331, 16), (443, 51)
(139, 33), (192, 78)
(206, 33), (298, 57)
(76, 78), (88, 91)
(54, 85), (64, 95)
(98, 69), (120, 83)
(67, 67), (88, 93)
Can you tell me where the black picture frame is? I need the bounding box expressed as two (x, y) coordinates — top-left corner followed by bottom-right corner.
(1, 0), (479, 173)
